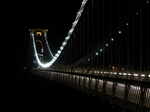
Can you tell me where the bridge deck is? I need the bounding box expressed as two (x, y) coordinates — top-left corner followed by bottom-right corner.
(32, 69), (150, 112)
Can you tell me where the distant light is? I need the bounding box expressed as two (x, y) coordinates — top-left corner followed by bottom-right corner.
(88, 59), (90, 61)
(136, 12), (138, 15)
(60, 46), (64, 50)
(53, 57), (57, 59)
(96, 52), (98, 55)
(69, 29), (73, 33)
(55, 53), (59, 57)
(141, 74), (145, 77)
(73, 21), (77, 25)
(134, 74), (138, 76)
(62, 42), (67, 46)
(126, 23), (128, 25)
(106, 44), (108, 46)
(100, 49), (102, 52)
(65, 36), (70, 40)
(128, 73), (131, 75)
(146, 1), (149, 3)
(58, 50), (61, 54)
(119, 31), (121, 34)
(36, 32), (42, 36)
(82, 0), (86, 4)
(123, 73), (127, 75)
(111, 38), (114, 41)
(41, 48), (44, 53)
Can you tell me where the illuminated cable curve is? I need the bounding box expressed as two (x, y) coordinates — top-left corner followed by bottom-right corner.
(32, 0), (88, 68)
(44, 33), (54, 58)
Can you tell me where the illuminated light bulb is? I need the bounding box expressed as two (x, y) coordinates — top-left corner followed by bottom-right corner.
(52, 59), (55, 62)
(141, 74), (145, 77)
(62, 42), (67, 46)
(55, 54), (59, 57)
(65, 36), (70, 40)
(73, 21), (77, 25)
(69, 29), (73, 33)
(134, 74), (138, 76)
(82, 1), (86, 4)
(53, 57), (57, 59)
(123, 73), (127, 75)
(58, 50), (61, 54)
(60, 46), (64, 50)
(77, 11), (82, 15)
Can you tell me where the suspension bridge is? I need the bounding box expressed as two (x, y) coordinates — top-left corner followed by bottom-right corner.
(27, 0), (150, 111)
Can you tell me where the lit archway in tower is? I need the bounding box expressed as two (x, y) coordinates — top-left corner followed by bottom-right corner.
(36, 40), (44, 53)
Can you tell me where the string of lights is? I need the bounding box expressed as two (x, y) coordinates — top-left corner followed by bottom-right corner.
(31, 0), (88, 68)
(44, 33), (54, 58)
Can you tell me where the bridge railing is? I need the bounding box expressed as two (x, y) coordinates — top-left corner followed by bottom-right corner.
(48, 68), (150, 82)
(31, 69), (150, 112)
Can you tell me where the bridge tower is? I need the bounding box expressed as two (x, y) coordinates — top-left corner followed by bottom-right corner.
(28, 29), (49, 68)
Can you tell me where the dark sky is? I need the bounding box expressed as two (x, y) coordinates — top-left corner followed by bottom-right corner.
(2, 0), (83, 70)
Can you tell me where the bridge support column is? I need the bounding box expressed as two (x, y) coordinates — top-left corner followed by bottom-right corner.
(110, 80), (117, 106)
(137, 85), (147, 112)
(95, 78), (99, 97)
(122, 82), (130, 110)
(101, 79), (107, 102)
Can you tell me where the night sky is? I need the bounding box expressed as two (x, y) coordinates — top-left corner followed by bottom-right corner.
(2, 0), (83, 71)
